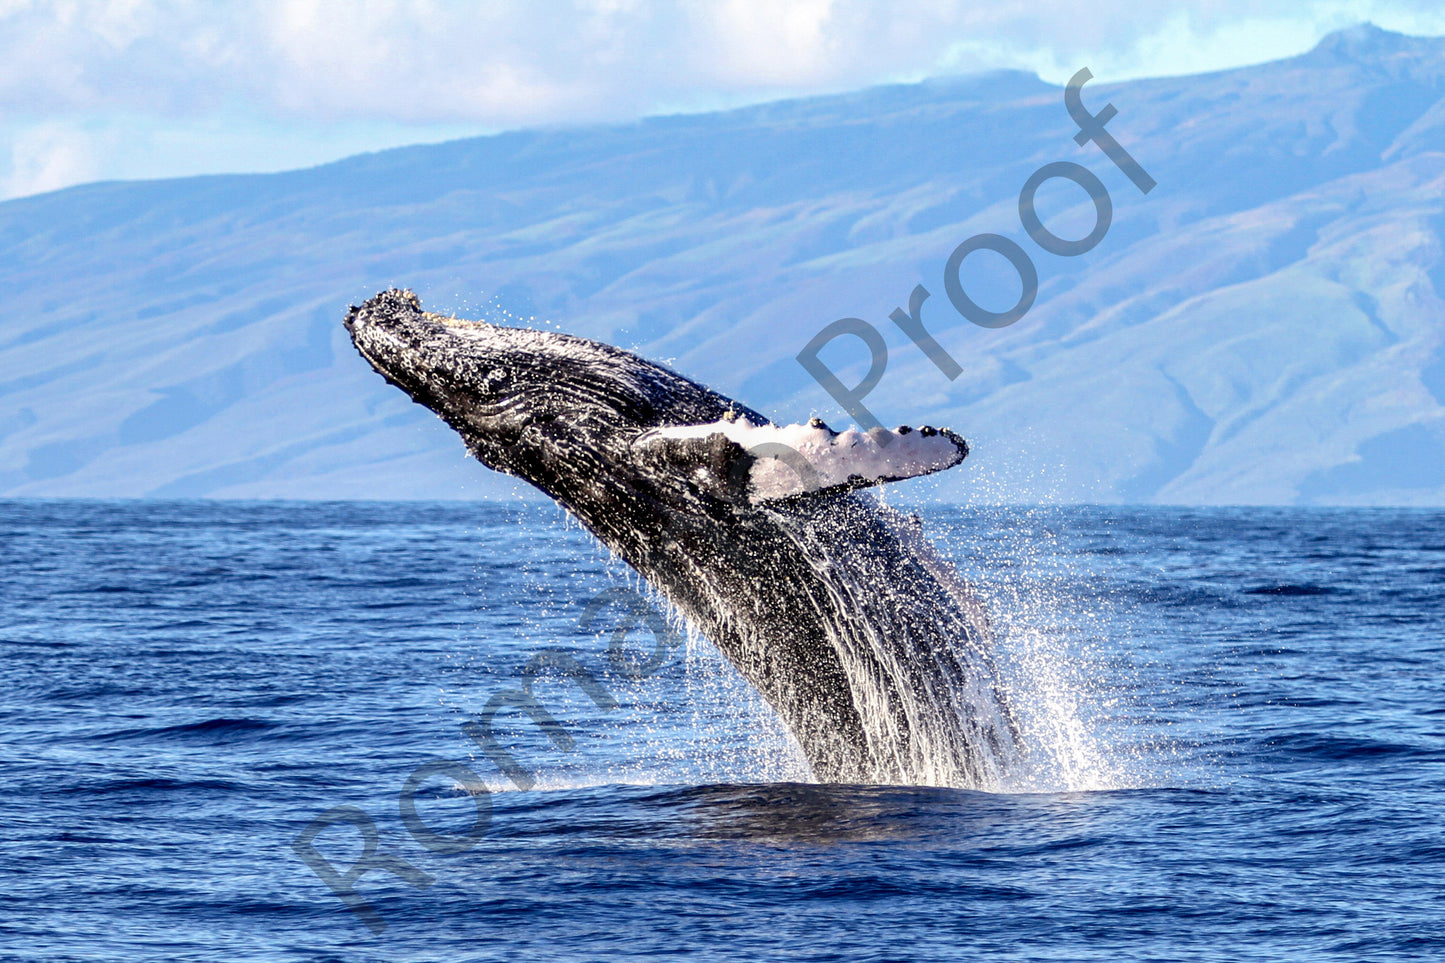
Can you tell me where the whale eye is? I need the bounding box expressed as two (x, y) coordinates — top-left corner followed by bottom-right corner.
(479, 368), (510, 394)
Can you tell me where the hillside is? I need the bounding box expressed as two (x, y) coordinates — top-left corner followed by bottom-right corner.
(2, 24), (1443, 503)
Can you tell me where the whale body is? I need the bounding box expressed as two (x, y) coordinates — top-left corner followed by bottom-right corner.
(346, 289), (1018, 787)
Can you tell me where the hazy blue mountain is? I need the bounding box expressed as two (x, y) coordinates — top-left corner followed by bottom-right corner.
(2, 24), (1443, 504)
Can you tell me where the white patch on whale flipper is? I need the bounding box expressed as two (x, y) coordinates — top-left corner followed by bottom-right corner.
(636, 417), (968, 504)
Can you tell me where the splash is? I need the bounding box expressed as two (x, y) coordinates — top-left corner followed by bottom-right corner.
(454, 500), (1151, 795)
(932, 506), (1152, 793)
(649, 502), (1152, 794)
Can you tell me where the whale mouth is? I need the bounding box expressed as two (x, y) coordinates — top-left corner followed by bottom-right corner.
(343, 291), (439, 390)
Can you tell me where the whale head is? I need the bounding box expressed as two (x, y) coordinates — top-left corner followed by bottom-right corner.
(344, 288), (746, 507)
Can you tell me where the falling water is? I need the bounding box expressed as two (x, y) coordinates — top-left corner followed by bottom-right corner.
(463, 499), (1144, 795)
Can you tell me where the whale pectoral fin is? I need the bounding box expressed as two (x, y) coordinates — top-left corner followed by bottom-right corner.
(742, 422), (969, 503)
(633, 429), (756, 504)
(635, 419), (968, 506)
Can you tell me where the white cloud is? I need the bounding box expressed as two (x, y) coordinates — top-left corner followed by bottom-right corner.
(0, 0), (1443, 199)
(1, 120), (100, 198)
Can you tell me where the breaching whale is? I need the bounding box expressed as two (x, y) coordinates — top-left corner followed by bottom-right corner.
(345, 289), (1018, 787)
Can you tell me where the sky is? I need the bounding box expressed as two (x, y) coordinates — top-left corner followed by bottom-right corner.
(3, 0), (1445, 201)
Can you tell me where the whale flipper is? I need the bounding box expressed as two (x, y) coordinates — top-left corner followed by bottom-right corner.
(635, 418), (969, 504)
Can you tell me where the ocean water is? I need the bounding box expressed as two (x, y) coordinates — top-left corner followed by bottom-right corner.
(2, 500), (1442, 961)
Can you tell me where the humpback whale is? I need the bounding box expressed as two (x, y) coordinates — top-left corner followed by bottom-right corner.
(345, 289), (1018, 787)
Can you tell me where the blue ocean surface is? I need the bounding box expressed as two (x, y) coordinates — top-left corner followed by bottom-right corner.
(1, 500), (1442, 961)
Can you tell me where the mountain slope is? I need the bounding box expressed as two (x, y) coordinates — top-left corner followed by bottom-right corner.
(1, 24), (1443, 503)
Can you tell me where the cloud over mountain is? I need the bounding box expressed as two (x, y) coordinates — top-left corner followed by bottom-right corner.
(5, 2), (1445, 198)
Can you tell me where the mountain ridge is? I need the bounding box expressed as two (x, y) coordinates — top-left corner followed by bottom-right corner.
(2, 24), (1443, 503)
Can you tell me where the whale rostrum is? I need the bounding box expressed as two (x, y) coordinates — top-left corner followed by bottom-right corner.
(346, 288), (1019, 787)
